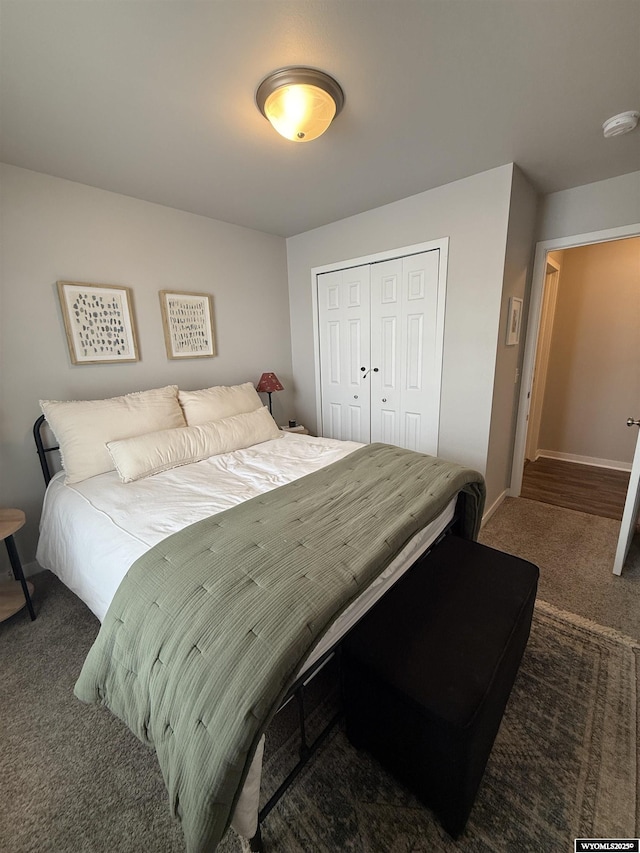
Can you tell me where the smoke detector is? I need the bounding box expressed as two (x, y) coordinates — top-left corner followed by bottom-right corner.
(602, 111), (639, 138)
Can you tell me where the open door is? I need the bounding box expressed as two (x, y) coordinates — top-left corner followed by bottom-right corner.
(613, 418), (640, 575)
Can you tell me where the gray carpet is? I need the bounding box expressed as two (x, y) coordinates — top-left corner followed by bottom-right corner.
(2, 498), (639, 851)
(480, 497), (640, 640)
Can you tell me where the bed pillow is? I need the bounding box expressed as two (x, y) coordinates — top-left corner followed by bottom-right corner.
(107, 406), (281, 483)
(40, 386), (185, 484)
(178, 382), (262, 426)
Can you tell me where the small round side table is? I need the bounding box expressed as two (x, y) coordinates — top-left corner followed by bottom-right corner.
(0, 509), (36, 622)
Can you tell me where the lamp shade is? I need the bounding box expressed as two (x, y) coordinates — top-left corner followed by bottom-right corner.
(256, 372), (284, 393)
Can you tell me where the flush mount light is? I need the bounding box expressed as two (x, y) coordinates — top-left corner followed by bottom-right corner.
(602, 110), (639, 138)
(256, 67), (344, 142)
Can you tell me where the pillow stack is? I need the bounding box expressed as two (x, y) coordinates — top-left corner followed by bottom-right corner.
(40, 382), (282, 484)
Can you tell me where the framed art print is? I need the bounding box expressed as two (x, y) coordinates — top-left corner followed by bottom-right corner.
(57, 281), (139, 364)
(159, 290), (216, 359)
(506, 296), (523, 346)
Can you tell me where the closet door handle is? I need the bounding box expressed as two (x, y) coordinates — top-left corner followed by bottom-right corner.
(627, 418), (640, 427)
(361, 367), (380, 379)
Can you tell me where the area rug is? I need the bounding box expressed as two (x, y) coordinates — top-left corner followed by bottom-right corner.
(239, 601), (639, 853)
(1, 573), (638, 853)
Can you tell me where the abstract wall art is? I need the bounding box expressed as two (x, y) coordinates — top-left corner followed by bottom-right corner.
(159, 290), (216, 359)
(57, 281), (139, 364)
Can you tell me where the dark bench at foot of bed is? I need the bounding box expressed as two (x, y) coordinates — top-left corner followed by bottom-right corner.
(341, 534), (539, 838)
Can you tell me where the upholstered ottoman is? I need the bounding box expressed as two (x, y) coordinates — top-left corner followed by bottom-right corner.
(341, 534), (539, 837)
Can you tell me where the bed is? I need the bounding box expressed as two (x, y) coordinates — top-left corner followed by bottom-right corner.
(34, 383), (485, 853)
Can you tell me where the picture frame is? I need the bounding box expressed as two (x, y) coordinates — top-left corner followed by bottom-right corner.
(506, 296), (523, 346)
(159, 290), (216, 359)
(57, 281), (139, 364)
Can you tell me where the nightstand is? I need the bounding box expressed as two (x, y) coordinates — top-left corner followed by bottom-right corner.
(0, 509), (36, 622)
(280, 425), (310, 435)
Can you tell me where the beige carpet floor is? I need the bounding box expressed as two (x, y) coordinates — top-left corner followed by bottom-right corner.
(2, 496), (638, 851)
(2, 572), (637, 852)
(479, 497), (640, 641)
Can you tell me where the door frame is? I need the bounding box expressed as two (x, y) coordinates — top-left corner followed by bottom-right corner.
(311, 238), (449, 441)
(510, 223), (640, 496)
(525, 255), (560, 462)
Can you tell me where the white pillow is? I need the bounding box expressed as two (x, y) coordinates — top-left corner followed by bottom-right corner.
(107, 406), (281, 483)
(40, 386), (185, 484)
(178, 382), (262, 426)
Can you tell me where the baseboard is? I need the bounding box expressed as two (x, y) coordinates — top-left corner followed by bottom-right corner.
(481, 489), (508, 528)
(21, 560), (40, 579)
(535, 450), (632, 473)
(3, 560), (39, 580)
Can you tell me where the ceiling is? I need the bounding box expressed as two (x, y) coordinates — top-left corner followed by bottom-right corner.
(1, 1), (639, 238)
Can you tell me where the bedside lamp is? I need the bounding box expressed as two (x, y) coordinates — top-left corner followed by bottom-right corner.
(256, 372), (284, 415)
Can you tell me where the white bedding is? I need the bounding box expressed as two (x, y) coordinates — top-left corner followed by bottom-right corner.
(36, 429), (457, 842)
(37, 431), (455, 672)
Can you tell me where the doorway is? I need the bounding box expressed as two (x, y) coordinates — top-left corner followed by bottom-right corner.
(511, 225), (640, 530)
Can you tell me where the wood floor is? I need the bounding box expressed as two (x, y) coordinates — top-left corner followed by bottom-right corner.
(521, 456), (630, 520)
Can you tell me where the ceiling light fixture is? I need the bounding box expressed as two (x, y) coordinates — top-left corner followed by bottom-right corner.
(256, 67), (344, 143)
(602, 110), (639, 138)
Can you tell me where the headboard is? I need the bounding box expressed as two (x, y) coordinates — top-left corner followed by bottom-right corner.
(33, 414), (60, 486)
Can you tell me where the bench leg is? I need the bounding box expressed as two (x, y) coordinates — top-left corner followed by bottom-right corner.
(239, 827), (263, 852)
(250, 826), (264, 851)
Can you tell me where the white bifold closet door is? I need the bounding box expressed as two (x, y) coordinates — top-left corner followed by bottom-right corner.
(318, 263), (372, 444)
(318, 249), (441, 455)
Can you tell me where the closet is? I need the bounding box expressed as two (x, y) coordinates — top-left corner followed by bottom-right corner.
(316, 247), (445, 455)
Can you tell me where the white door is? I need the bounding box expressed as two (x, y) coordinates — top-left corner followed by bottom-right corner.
(318, 249), (442, 454)
(370, 258), (402, 446)
(370, 251), (440, 454)
(318, 265), (371, 443)
(613, 418), (640, 575)
(400, 250), (441, 454)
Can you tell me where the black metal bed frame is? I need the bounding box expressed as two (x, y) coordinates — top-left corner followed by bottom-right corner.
(32, 414), (457, 853)
(33, 414), (59, 486)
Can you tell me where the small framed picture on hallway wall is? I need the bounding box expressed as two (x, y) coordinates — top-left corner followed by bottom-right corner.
(506, 296), (523, 346)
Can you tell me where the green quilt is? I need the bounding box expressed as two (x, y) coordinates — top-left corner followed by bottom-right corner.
(74, 443), (485, 851)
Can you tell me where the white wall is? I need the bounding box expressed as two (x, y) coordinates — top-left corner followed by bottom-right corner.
(538, 171), (640, 242)
(0, 164), (291, 565)
(286, 164), (515, 493)
(485, 167), (538, 509)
